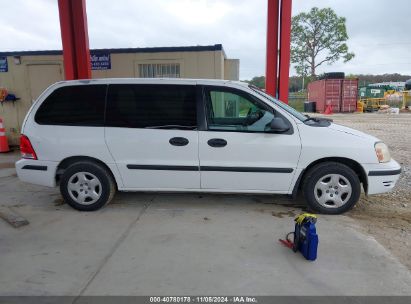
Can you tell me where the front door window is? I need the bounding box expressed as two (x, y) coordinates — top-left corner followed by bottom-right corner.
(205, 88), (275, 132)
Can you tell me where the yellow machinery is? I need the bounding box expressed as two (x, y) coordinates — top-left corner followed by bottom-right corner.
(356, 100), (364, 113)
(358, 98), (387, 112)
(358, 92), (411, 112)
(403, 91), (411, 109)
(357, 83), (411, 112)
(358, 90), (407, 112)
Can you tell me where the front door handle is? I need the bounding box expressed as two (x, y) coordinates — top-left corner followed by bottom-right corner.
(169, 137), (189, 146)
(207, 138), (227, 148)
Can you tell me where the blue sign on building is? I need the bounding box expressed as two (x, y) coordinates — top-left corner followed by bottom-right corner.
(0, 57), (8, 72)
(90, 53), (111, 70)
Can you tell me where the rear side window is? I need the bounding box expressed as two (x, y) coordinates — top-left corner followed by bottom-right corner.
(106, 84), (197, 128)
(35, 85), (107, 126)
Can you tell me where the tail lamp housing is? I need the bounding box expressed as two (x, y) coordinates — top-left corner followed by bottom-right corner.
(20, 135), (37, 160)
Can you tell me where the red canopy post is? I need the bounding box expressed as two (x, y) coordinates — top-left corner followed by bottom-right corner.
(58, 0), (91, 80)
(278, 0), (292, 103)
(265, 0), (280, 97)
(265, 0), (292, 103)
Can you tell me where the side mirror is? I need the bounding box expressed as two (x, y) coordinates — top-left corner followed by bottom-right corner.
(269, 117), (290, 133)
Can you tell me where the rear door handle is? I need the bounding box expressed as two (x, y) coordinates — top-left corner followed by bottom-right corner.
(169, 137), (189, 146)
(207, 138), (227, 148)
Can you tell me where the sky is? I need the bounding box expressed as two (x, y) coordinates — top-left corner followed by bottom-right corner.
(0, 0), (410, 80)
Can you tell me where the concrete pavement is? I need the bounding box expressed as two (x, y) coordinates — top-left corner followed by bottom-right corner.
(1, 153), (410, 295)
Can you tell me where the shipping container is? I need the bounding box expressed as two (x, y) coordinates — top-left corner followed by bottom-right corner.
(307, 79), (342, 113)
(307, 78), (358, 113)
(341, 79), (359, 112)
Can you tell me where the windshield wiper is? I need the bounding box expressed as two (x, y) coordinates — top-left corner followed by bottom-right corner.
(145, 125), (197, 130)
(303, 116), (333, 123)
(303, 116), (321, 123)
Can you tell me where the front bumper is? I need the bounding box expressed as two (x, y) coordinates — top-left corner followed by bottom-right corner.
(16, 159), (59, 187)
(364, 159), (402, 195)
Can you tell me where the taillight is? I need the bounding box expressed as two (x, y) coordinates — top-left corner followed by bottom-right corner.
(20, 135), (37, 160)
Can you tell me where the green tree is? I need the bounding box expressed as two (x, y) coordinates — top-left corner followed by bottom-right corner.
(291, 7), (354, 78)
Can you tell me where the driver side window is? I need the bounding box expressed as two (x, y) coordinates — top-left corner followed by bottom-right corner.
(205, 88), (275, 132)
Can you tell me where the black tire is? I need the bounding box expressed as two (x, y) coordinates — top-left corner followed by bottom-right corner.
(60, 161), (116, 211)
(302, 162), (361, 214)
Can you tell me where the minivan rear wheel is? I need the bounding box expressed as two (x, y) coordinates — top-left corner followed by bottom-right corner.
(302, 162), (361, 214)
(60, 161), (115, 211)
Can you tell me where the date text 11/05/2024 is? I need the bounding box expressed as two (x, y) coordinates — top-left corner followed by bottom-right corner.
(150, 296), (257, 303)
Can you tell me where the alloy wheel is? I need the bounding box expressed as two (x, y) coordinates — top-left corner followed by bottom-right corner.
(314, 174), (352, 208)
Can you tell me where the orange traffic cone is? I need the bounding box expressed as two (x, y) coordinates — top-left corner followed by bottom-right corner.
(0, 117), (10, 153)
(324, 104), (333, 115)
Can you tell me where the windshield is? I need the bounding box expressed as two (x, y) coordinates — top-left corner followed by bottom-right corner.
(249, 85), (307, 122)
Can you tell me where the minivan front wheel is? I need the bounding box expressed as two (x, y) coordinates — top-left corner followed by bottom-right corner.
(302, 162), (361, 214)
(60, 161), (116, 211)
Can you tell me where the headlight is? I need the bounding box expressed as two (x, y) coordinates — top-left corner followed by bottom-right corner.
(375, 142), (391, 163)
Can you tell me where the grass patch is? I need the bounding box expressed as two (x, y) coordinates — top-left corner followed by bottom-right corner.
(289, 99), (305, 112)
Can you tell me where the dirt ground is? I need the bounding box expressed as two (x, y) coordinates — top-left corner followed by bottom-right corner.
(323, 113), (411, 270)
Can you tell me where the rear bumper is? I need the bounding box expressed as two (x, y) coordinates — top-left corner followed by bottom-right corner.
(364, 159), (401, 195)
(16, 159), (58, 187)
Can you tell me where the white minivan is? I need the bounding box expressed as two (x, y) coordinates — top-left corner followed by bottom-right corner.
(16, 78), (401, 214)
